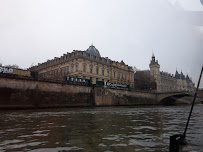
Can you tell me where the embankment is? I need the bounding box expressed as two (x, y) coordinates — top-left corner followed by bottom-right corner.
(0, 77), (93, 109)
(94, 87), (158, 106)
(1, 77), (199, 109)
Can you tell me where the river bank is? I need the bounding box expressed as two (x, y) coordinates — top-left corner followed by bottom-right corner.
(0, 77), (201, 109)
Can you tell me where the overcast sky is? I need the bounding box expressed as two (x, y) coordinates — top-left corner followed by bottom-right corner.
(0, 0), (203, 87)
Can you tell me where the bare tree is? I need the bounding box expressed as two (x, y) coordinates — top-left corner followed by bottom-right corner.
(133, 66), (139, 73)
(4, 64), (20, 69)
(134, 71), (156, 91)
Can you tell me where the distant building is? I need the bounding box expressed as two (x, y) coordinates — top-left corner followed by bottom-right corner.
(30, 45), (134, 87)
(149, 53), (195, 92)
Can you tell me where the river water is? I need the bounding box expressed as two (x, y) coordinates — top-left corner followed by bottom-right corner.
(0, 105), (202, 152)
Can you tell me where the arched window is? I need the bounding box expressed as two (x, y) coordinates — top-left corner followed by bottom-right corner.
(90, 67), (93, 73)
(67, 66), (69, 73)
(118, 73), (120, 79)
(76, 65), (78, 72)
(83, 65), (86, 72)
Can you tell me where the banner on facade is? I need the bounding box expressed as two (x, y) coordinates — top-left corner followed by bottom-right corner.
(64, 76), (87, 83)
(0, 67), (14, 74)
(0, 66), (31, 77)
(104, 82), (129, 89)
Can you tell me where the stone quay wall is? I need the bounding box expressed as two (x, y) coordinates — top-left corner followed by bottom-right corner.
(94, 87), (158, 106)
(1, 77), (187, 109)
(0, 77), (93, 109)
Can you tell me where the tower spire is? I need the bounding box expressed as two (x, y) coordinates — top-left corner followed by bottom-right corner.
(152, 52), (155, 62)
(152, 48), (155, 58)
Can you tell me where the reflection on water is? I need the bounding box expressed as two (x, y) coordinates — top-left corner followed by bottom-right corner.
(0, 105), (202, 152)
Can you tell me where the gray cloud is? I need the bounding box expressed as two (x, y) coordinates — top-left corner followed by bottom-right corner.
(0, 0), (202, 87)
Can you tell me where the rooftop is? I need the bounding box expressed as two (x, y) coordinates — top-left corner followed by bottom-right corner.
(86, 44), (101, 57)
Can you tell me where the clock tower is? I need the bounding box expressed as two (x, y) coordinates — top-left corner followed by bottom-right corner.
(149, 53), (161, 92)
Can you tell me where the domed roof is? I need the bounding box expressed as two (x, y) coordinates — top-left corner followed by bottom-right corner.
(86, 44), (101, 56)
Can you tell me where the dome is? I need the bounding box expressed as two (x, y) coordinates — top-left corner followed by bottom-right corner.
(86, 44), (101, 56)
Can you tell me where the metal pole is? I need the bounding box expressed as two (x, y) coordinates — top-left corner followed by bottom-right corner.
(183, 65), (203, 139)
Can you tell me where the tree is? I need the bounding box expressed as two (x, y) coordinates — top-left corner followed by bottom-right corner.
(134, 71), (156, 91)
(133, 66), (139, 73)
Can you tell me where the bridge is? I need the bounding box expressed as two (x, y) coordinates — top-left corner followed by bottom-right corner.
(154, 92), (193, 105)
(95, 88), (194, 106)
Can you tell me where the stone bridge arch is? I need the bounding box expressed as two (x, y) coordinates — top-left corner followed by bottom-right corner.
(157, 92), (192, 105)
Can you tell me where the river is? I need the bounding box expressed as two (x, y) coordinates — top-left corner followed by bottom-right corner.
(0, 105), (202, 152)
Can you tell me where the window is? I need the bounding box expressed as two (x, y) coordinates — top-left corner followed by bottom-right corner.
(102, 70), (104, 76)
(83, 65), (86, 72)
(90, 67), (93, 73)
(96, 68), (99, 75)
(83, 76), (86, 79)
(107, 71), (109, 77)
(61, 68), (64, 75)
(86, 53), (90, 57)
(114, 72), (116, 78)
(76, 65), (78, 72)
(67, 66), (69, 73)
(96, 78), (98, 82)
(102, 79), (104, 82)
(72, 66), (74, 72)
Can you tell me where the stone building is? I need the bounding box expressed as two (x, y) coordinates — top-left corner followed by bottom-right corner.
(149, 53), (194, 92)
(30, 45), (134, 87)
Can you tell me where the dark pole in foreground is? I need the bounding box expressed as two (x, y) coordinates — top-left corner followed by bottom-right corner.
(169, 65), (203, 152)
(183, 65), (203, 139)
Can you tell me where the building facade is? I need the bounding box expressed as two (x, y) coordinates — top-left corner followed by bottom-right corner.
(30, 45), (134, 87)
(149, 54), (194, 92)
